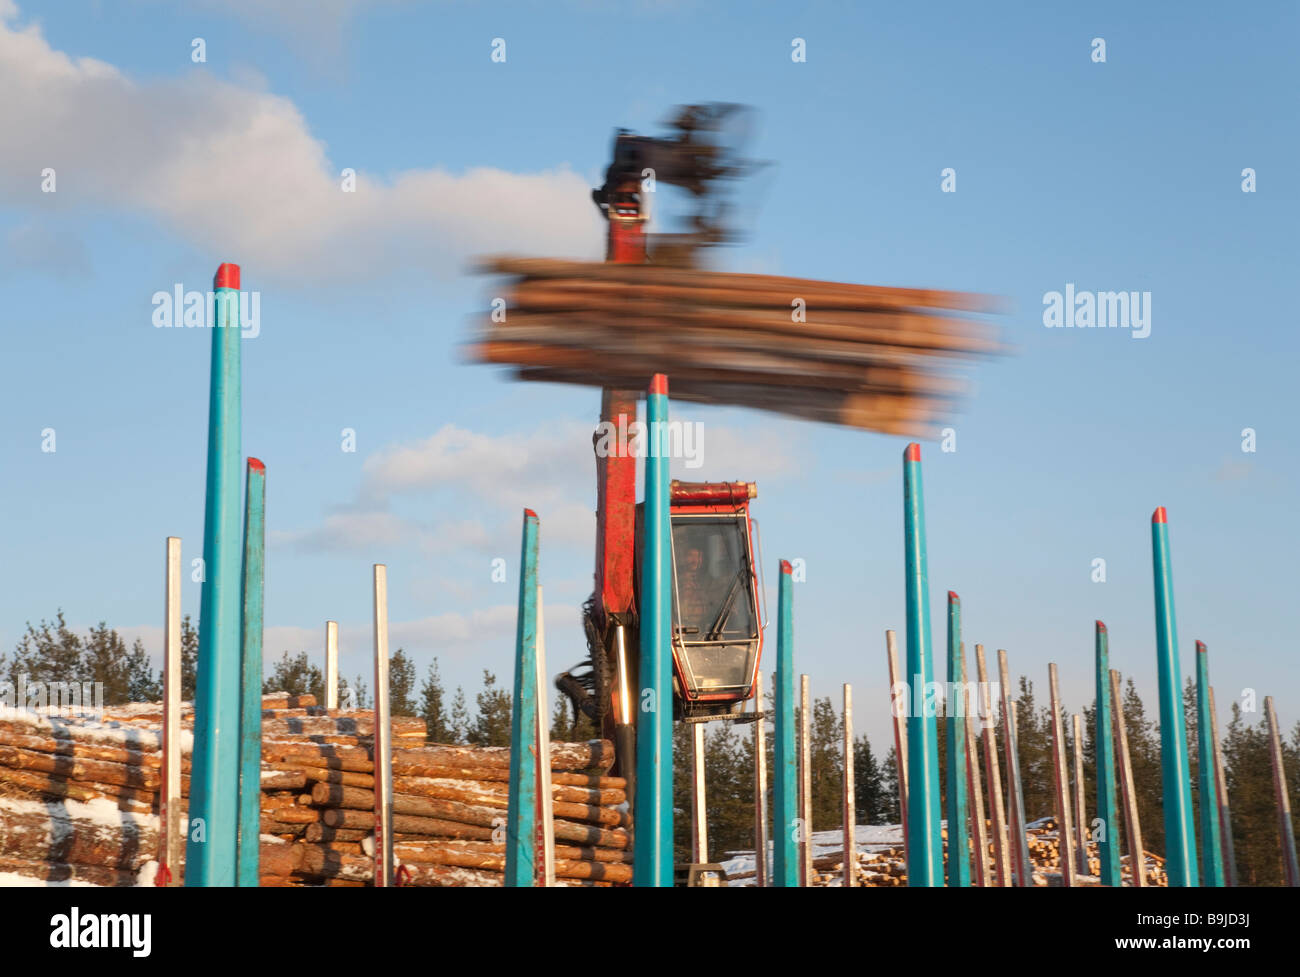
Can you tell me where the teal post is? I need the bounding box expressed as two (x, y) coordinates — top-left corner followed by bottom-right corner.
(186, 262), (243, 886)
(772, 561), (798, 887)
(505, 508), (541, 886)
(1150, 506), (1198, 886)
(236, 457), (265, 887)
(903, 443), (943, 886)
(1195, 642), (1225, 886)
(1094, 621), (1121, 886)
(634, 374), (673, 886)
(944, 591), (970, 886)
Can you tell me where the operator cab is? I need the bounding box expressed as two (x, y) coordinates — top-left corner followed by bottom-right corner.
(667, 481), (764, 721)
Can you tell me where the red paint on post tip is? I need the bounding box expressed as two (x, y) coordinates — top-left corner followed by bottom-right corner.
(247, 457), (265, 473)
(904, 443), (921, 462)
(524, 508), (538, 520)
(214, 263), (240, 289)
(1152, 506), (1167, 524)
(780, 559), (792, 575)
(1196, 640), (1207, 654)
(947, 591), (959, 601)
(648, 374), (668, 396)
(1096, 620), (1107, 632)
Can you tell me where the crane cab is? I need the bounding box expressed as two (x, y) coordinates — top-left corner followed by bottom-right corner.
(664, 480), (764, 720)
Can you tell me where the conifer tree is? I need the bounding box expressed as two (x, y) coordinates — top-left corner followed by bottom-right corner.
(263, 650), (324, 700)
(469, 670), (511, 747)
(388, 648), (416, 716)
(420, 658), (451, 742)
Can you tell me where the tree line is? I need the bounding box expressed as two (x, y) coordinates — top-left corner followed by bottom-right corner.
(6, 613), (1298, 883)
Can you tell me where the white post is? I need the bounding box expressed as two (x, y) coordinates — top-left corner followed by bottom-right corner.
(886, 630), (909, 852)
(372, 565), (394, 887)
(1072, 713), (1089, 876)
(535, 586), (555, 886)
(753, 670), (769, 888)
(1208, 686), (1236, 886)
(1048, 663), (1076, 887)
(976, 645), (1011, 886)
(159, 536), (183, 885)
(843, 683), (856, 887)
(325, 620), (339, 710)
(691, 722), (708, 864)
(963, 653), (990, 886)
(1110, 669), (1144, 887)
(799, 673), (813, 887)
(998, 648), (1031, 886)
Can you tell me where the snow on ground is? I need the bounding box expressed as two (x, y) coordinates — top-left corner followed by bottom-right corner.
(0, 872), (102, 887)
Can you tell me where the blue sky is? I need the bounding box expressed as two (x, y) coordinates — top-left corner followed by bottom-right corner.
(1, 0), (1296, 753)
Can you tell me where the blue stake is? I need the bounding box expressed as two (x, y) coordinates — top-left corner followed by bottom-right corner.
(186, 262), (243, 886)
(634, 374), (674, 886)
(945, 591), (970, 886)
(1196, 642), (1225, 886)
(505, 508), (541, 886)
(903, 443), (943, 886)
(1094, 621), (1121, 886)
(236, 457), (265, 886)
(772, 561), (798, 887)
(1150, 506), (1198, 886)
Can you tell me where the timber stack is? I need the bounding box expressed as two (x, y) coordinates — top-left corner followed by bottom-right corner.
(0, 695), (627, 886)
(470, 257), (1005, 437)
(732, 822), (1169, 887)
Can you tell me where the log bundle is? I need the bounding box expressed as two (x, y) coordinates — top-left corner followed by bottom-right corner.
(0, 695), (626, 887)
(470, 257), (1006, 437)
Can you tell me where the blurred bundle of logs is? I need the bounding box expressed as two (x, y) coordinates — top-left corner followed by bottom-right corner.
(0, 695), (629, 886)
(470, 257), (1005, 437)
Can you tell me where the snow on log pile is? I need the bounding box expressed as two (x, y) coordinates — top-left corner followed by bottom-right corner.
(0, 695), (628, 887)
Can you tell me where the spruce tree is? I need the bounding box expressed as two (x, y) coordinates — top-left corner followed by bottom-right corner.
(810, 695), (843, 830)
(420, 658), (451, 742)
(263, 650), (324, 700)
(853, 733), (886, 824)
(180, 614), (199, 701)
(388, 648), (416, 716)
(882, 745), (902, 824)
(449, 686), (470, 743)
(469, 670), (511, 746)
(1223, 701), (1283, 885)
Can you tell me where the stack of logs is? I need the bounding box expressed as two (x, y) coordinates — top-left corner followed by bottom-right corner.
(731, 822), (1170, 887)
(0, 695), (630, 886)
(1024, 818), (1167, 887)
(470, 257), (1005, 437)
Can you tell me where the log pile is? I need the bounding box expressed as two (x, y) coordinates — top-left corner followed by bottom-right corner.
(1023, 818), (1167, 887)
(469, 257), (1005, 437)
(738, 821), (1169, 887)
(0, 696), (628, 887)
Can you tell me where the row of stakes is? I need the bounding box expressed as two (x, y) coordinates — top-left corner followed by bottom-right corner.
(169, 263), (1297, 886)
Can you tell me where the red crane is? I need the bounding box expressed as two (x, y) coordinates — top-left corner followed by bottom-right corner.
(555, 107), (767, 805)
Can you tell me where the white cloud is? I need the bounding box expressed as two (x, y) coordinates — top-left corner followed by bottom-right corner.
(0, 4), (602, 284)
(279, 417), (802, 558)
(271, 509), (421, 553)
